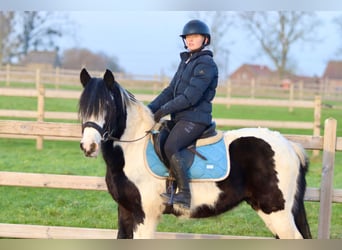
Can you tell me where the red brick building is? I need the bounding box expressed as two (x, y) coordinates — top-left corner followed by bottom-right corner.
(230, 63), (274, 81)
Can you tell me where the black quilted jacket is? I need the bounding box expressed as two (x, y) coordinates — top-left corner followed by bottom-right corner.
(148, 50), (218, 126)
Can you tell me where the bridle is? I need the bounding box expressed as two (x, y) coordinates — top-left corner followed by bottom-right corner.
(82, 121), (157, 143)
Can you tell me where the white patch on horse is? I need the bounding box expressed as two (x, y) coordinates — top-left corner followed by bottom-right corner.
(191, 182), (221, 208)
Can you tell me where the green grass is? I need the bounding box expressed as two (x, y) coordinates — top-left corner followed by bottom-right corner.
(0, 87), (341, 238)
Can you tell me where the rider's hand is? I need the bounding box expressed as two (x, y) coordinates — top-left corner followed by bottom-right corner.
(154, 109), (165, 123)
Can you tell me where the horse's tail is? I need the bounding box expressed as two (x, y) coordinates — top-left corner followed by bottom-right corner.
(290, 141), (312, 238)
(290, 141), (309, 172)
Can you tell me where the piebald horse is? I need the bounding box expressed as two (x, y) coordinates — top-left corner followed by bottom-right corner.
(78, 68), (311, 239)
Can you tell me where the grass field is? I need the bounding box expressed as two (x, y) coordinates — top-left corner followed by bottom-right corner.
(0, 84), (341, 238)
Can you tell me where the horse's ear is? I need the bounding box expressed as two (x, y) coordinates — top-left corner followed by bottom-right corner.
(80, 68), (91, 87)
(103, 69), (115, 89)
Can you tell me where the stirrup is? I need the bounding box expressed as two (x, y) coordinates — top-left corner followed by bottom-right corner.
(172, 192), (191, 209)
(161, 182), (175, 205)
(160, 192), (174, 205)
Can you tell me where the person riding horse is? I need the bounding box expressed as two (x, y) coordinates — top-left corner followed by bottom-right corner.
(148, 20), (219, 209)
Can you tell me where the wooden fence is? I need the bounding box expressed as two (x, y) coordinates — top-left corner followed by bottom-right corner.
(0, 118), (341, 239)
(0, 85), (322, 149)
(1, 64), (342, 101)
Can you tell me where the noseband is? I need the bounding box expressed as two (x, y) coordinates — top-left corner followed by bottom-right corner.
(81, 121), (115, 142)
(82, 121), (105, 136)
(82, 121), (156, 143)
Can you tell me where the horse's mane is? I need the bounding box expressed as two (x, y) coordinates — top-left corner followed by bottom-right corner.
(78, 76), (137, 121)
(78, 74), (139, 139)
(120, 86), (137, 106)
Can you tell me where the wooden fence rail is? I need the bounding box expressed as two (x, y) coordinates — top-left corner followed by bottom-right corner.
(0, 86), (322, 149)
(1, 64), (342, 101)
(0, 118), (340, 239)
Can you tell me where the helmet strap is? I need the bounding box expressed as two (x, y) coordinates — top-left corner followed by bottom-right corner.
(182, 38), (188, 49)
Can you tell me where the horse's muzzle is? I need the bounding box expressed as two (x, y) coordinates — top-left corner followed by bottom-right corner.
(80, 142), (98, 157)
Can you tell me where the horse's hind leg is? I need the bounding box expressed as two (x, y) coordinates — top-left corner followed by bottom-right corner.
(257, 210), (303, 239)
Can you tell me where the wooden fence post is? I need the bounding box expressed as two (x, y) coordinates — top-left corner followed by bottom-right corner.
(55, 67), (60, 89)
(313, 96), (321, 137)
(5, 64), (10, 86)
(151, 74), (159, 95)
(313, 96), (322, 156)
(298, 81), (303, 100)
(36, 68), (44, 150)
(289, 83), (294, 112)
(250, 78), (255, 99)
(226, 78), (231, 109)
(318, 118), (337, 239)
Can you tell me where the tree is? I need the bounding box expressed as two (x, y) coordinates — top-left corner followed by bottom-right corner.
(239, 11), (320, 78)
(61, 48), (124, 72)
(0, 12), (16, 64)
(17, 12), (64, 55)
(190, 11), (235, 79)
(334, 15), (342, 56)
(1, 11), (74, 63)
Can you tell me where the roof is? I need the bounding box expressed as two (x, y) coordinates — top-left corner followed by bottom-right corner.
(244, 64), (273, 76)
(230, 63), (274, 79)
(322, 60), (342, 80)
(230, 63), (318, 83)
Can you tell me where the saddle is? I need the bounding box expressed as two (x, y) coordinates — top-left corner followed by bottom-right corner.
(151, 120), (223, 170)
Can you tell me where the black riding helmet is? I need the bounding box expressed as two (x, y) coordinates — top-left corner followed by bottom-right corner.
(180, 19), (211, 50)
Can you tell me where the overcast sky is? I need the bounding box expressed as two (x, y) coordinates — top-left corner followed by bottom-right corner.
(2, 1), (342, 78)
(56, 11), (342, 78)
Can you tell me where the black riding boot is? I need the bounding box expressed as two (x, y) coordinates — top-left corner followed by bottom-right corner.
(161, 153), (191, 209)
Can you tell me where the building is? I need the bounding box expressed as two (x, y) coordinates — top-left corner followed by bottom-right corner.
(229, 63), (274, 81)
(322, 60), (342, 91)
(322, 60), (342, 80)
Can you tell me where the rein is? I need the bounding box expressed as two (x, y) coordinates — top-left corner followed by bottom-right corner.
(82, 121), (158, 143)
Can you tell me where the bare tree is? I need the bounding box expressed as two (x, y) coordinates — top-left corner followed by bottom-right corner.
(17, 12), (64, 55)
(190, 11), (235, 79)
(239, 11), (320, 78)
(0, 12), (17, 64)
(334, 15), (342, 56)
(2, 11), (74, 63)
(61, 48), (124, 72)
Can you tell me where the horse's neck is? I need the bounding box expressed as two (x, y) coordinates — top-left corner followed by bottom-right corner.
(122, 102), (154, 141)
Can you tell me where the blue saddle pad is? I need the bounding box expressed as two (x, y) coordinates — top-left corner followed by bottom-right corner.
(145, 138), (230, 182)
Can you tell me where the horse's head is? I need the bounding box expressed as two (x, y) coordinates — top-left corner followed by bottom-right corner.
(78, 68), (127, 157)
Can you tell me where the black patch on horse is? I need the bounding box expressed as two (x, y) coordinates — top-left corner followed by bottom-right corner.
(191, 136), (285, 218)
(102, 141), (145, 238)
(230, 136), (285, 213)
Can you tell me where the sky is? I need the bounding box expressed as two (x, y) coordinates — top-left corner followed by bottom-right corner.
(56, 11), (342, 79)
(2, 1), (342, 79)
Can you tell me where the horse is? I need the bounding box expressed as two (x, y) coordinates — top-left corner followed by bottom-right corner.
(78, 68), (312, 239)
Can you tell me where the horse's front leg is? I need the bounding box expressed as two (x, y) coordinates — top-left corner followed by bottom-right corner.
(117, 204), (134, 239)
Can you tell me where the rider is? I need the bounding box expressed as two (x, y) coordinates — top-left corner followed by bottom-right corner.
(148, 20), (218, 209)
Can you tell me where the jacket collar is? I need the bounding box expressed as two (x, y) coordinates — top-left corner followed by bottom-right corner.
(180, 50), (213, 62)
